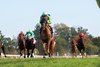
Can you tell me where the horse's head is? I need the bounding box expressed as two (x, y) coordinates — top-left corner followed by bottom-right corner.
(40, 15), (48, 30)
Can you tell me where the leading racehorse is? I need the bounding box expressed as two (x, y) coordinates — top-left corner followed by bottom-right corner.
(40, 17), (56, 58)
(0, 42), (6, 57)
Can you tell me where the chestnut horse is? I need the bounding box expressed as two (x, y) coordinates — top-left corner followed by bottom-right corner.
(0, 42), (6, 57)
(71, 39), (78, 57)
(40, 18), (55, 58)
(18, 33), (26, 58)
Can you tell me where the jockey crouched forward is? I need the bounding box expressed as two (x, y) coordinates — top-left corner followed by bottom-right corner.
(40, 12), (53, 37)
(77, 32), (86, 56)
(17, 31), (26, 48)
(25, 30), (36, 48)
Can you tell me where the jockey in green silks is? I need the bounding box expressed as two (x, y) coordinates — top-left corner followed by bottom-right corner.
(25, 30), (34, 39)
(40, 12), (53, 36)
(40, 12), (52, 25)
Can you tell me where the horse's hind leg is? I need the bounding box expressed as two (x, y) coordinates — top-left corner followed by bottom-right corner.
(31, 46), (35, 58)
(30, 49), (33, 58)
(27, 49), (30, 58)
(49, 44), (54, 57)
(20, 50), (22, 57)
(1, 46), (6, 57)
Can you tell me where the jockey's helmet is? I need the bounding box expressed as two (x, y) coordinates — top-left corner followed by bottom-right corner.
(20, 31), (24, 35)
(79, 32), (84, 37)
(42, 12), (50, 17)
(42, 12), (48, 16)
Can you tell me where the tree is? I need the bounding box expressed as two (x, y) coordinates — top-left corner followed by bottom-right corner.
(0, 31), (5, 42)
(33, 23), (42, 54)
(53, 23), (71, 55)
(96, 0), (100, 8)
(54, 23), (70, 40)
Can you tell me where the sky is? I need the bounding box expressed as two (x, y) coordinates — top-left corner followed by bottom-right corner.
(0, 0), (100, 38)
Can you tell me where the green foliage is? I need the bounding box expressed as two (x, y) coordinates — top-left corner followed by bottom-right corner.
(96, 0), (100, 8)
(86, 44), (99, 55)
(54, 23), (69, 39)
(0, 30), (17, 54)
(56, 37), (67, 55)
(33, 23), (42, 54)
(92, 37), (100, 47)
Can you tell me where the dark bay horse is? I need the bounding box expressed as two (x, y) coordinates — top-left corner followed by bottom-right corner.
(25, 37), (36, 58)
(18, 33), (26, 58)
(71, 35), (86, 58)
(40, 17), (55, 58)
(0, 42), (6, 57)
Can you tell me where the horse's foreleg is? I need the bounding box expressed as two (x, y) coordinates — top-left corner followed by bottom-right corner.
(50, 43), (55, 57)
(42, 43), (47, 58)
(31, 46), (35, 58)
(1, 46), (6, 57)
(47, 40), (51, 54)
(23, 49), (26, 58)
(0, 52), (1, 56)
(19, 49), (22, 56)
(27, 50), (29, 58)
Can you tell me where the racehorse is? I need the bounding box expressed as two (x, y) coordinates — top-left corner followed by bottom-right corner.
(0, 42), (6, 57)
(40, 17), (56, 58)
(25, 37), (36, 58)
(18, 33), (26, 58)
(71, 35), (86, 58)
(71, 38), (78, 57)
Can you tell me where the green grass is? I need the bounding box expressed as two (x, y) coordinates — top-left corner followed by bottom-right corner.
(0, 58), (100, 67)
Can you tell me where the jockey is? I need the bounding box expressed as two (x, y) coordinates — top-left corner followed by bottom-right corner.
(18, 31), (24, 36)
(25, 30), (35, 39)
(40, 12), (52, 25)
(25, 30), (37, 47)
(78, 32), (85, 51)
(79, 32), (86, 39)
(18, 31), (25, 39)
(40, 12), (53, 37)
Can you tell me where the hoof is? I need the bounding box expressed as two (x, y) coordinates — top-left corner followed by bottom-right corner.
(24, 56), (26, 58)
(31, 55), (33, 57)
(5, 55), (7, 57)
(44, 53), (47, 56)
(43, 56), (46, 58)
